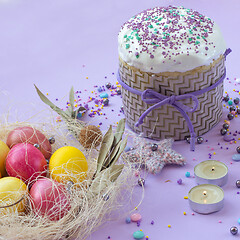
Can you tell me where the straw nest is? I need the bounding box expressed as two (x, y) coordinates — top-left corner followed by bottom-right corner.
(0, 118), (141, 240)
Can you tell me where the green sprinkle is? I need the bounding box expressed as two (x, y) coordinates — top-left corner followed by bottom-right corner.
(188, 38), (193, 42)
(136, 36), (141, 41)
(154, 16), (158, 19)
(151, 42), (156, 45)
(195, 41), (200, 45)
(164, 25), (168, 28)
(202, 36), (206, 39)
(156, 23), (159, 25)
(124, 35), (127, 38)
(173, 14), (176, 16)
(149, 24), (153, 28)
(204, 29), (208, 32)
(197, 36), (200, 39)
(136, 54), (139, 59)
(189, 30), (193, 34)
(163, 36), (166, 39)
(126, 44), (130, 49)
(158, 17), (162, 21)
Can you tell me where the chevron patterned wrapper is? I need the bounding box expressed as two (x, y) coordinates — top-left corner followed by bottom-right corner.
(119, 55), (226, 141)
(124, 138), (186, 174)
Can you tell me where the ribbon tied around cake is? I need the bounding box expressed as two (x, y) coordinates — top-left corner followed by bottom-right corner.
(117, 48), (232, 151)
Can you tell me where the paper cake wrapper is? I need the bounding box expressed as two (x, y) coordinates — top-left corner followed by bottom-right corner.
(119, 55), (225, 140)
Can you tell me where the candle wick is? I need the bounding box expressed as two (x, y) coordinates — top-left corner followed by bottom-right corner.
(203, 191), (207, 196)
(211, 167), (215, 171)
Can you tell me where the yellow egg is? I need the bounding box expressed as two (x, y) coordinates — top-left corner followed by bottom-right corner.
(0, 140), (10, 177)
(49, 146), (88, 183)
(0, 177), (28, 215)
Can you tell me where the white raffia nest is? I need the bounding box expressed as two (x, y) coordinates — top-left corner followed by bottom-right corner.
(0, 118), (140, 240)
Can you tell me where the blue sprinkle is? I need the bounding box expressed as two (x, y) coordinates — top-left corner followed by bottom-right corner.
(232, 154), (240, 161)
(125, 217), (131, 224)
(100, 92), (109, 98)
(77, 112), (82, 119)
(185, 172), (190, 177)
(97, 87), (103, 92)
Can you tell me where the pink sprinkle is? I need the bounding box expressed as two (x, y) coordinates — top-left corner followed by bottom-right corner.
(192, 213), (195, 215)
(230, 162), (233, 164)
(130, 213), (142, 222)
(219, 220), (222, 223)
(211, 148), (214, 150)
(193, 158), (196, 161)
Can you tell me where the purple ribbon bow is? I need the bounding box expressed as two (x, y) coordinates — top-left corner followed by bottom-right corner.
(117, 48), (231, 151)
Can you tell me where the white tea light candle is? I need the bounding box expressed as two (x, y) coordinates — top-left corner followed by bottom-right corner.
(188, 184), (224, 214)
(194, 160), (228, 186)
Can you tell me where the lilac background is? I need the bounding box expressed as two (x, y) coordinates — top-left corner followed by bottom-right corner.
(0, 0), (240, 239)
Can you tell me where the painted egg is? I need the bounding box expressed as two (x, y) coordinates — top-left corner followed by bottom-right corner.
(30, 178), (71, 221)
(0, 140), (10, 177)
(6, 126), (52, 159)
(0, 177), (28, 215)
(6, 143), (47, 184)
(49, 146), (88, 183)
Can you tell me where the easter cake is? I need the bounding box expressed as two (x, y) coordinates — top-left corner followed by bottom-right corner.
(118, 6), (228, 142)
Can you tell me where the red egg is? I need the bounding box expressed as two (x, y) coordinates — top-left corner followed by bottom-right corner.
(30, 178), (71, 221)
(6, 143), (47, 184)
(6, 126), (52, 159)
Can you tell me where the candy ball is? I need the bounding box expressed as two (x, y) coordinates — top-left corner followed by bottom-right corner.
(185, 172), (190, 177)
(6, 143), (47, 184)
(0, 140), (10, 177)
(197, 137), (204, 144)
(230, 226), (238, 235)
(138, 178), (145, 187)
(151, 143), (158, 151)
(237, 146), (240, 154)
(105, 82), (111, 89)
(234, 98), (240, 105)
(220, 128), (227, 135)
(30, 178), (71, 221)
(0, 177), (28, 215)
(227, 113), (234, 120)
(49, 146), (88, 183)
(236, 180), (240, 188)
(223, 96), (229, 102)
(6, 126), (52, 159)
(222, 123), (229, 129)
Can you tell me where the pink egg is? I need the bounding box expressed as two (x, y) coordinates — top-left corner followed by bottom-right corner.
(30, 178), (71, 221)
(6, 126), (52, 159)
(6, 143), (47, 184)
(130, 213), (142, 222)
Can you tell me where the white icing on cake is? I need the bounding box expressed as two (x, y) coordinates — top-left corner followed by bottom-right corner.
(118, 6), (226, 73)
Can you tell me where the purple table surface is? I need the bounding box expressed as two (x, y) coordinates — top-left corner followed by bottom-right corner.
(0, 0), (240, 240)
